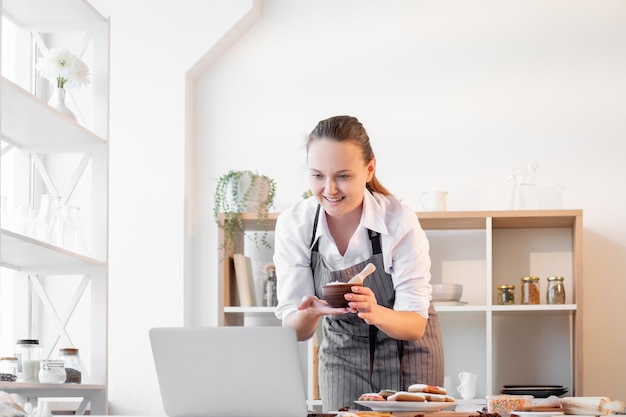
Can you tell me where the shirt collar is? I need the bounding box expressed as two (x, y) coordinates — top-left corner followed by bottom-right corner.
(361, 190), (389, 236)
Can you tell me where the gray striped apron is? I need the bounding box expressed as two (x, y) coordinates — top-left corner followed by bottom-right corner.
(311, 206), (444, 411)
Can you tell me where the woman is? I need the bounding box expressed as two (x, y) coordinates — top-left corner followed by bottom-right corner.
(273, 115), (443, 412)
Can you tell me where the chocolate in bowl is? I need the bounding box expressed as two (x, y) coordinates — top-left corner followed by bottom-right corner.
(321, 282), (363, 308)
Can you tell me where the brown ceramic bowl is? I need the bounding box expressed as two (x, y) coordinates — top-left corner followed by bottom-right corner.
(321, 282), (363, 308)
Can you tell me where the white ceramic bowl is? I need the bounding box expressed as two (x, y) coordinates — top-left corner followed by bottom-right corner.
(431, 283), (463, 302)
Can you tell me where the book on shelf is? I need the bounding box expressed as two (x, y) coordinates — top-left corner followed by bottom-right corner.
(233, 253), (256, 307)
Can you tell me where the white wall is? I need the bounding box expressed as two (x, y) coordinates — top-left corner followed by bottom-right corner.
(91, 0), (626, 415)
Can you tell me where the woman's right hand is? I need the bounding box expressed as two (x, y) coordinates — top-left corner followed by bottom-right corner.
(297, 295), (351, 316)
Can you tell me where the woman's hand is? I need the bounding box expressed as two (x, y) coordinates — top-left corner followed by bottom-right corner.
(344, 285), (380, 324)
(297, 294), (351, 316)
(346, 286), (428, 341)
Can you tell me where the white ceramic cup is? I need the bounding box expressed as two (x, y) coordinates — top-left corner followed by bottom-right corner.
(457, 371), (477, 400)
(421, 191), (448, 211)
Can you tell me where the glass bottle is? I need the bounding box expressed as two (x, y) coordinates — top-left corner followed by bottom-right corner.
(520, 276), (541, 304)
(59, 348), (82, 383)
(15, 339), (42, 382)
(496, 285), (516, 305)
(35, 195), (62, 243)
(39, 360), (66, 384)
(0, 357), (18, 382)
(546, 276), (566, 304)
(263, 266), (278, 307)
(60, 206), (89, 254)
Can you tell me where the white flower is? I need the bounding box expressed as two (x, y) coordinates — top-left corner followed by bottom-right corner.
(36, 48), (90, 89)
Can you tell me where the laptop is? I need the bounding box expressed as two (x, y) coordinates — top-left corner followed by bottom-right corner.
(149, 326), (309, 417)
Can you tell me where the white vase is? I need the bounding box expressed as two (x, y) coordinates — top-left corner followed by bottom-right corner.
(48, 87), (76, 121)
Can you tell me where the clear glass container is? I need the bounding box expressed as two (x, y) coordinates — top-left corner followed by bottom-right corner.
(496, 285), (516, 305)
(61, 206), (89, 254)
(546, 276), (566, 304)
(59, 348), (82, 383)
(263, 266), (278, 307)
(521, 276), (541, 304)
(0, 357), (18, 382)
(39, 360), (66, 384)
(15, 339), (42, 382)
(35, 194), (62, 243)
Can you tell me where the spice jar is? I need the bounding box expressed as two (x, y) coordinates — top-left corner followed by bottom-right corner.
(15, 339), (42, 382)
(546, 276), (566, 304)
(39, 360), (66, 384)
(520, 276), (540, 304)
(59, 348), (82, 383)
(0, 357), (18, 382)
(497, 285), (516, 305)
(263, 266), (278, 307)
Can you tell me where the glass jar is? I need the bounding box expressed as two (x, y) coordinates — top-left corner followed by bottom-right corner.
(546, 276), (566, 304)
(521, 276), (541, 304)
(35, 195), (61, 243)
(0, 357), (18, 382)
(497, 285), (516, 305)
(263, 266), (278, 307)
(15, 339), (42, 382)
(39, 360), (66, 384)
(59, 348), (82, 383)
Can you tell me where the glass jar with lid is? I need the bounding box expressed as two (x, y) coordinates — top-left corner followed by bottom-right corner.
(39, 360), (66, 384)
(520, 276), (541, 304)
(0, 357), (18, 382)
(496, 285), (516, 305)
(546, 276), (566, 304)
(59, 348), (82, 383)
(15, 339), (42, 382)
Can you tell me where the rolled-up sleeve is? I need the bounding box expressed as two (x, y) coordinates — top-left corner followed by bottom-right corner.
(273, 200), (317, 321)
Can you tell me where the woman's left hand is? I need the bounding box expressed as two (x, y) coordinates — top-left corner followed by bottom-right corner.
(345, 285), (380, 324)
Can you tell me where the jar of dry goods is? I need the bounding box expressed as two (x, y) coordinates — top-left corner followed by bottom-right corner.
(521, 276), (540, 304)
(0, 357), (18, 382)
(59, 348), (82, 383)
(15, 339), (42, 382)
(496, 285), (516, 305)
(39, 359), (66, 384)
(546, 276), (566, 304)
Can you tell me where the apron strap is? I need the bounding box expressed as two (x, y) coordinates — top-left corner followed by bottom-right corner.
(311, 204), (321, 251)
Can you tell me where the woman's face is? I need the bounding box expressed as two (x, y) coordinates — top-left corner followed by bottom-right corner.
(307, 138), (375, 219)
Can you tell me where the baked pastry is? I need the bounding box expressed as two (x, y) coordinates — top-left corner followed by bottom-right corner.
(407, 383), (447, 395)
(423, 393), (456, 402)
(386, 391), (426, 402)
(358, 393), (385, 401)
(377, 389), (396, 399)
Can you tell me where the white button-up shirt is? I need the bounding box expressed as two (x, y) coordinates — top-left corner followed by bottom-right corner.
(273, 190), (432, 321)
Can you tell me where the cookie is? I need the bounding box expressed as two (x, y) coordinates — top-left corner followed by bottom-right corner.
(423, 393), (456, 402)
(358, 393), (386, 401)
(387, 391), (426, 402)
(378, 389), (396, 399)
(407, 383), (447, 395)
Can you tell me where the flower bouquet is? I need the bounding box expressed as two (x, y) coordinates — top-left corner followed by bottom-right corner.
(36, 48), (90, 120)
(36, 48), (90, 89)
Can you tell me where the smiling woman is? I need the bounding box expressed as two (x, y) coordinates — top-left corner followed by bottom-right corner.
(273, 115), (443, 412)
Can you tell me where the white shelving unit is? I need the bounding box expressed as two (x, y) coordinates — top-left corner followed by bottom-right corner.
(217, 210), (582, 407)
(1, 0), (109, 414)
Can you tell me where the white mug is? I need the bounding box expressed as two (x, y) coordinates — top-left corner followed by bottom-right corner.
(421, 191), (448, 211)
(457, 371), (477, 400)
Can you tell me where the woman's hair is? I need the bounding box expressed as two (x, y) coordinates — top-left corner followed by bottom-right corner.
(306, 115), (392, 196)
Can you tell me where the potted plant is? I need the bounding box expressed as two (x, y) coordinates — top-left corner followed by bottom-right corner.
(213, 170), (277, 255)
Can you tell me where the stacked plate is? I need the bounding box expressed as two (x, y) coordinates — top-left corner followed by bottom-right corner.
(500, 385), (568, 398)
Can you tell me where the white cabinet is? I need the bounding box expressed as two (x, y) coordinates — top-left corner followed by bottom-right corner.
(217, 209), (582, 406)
(0, 0), (109, 413)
